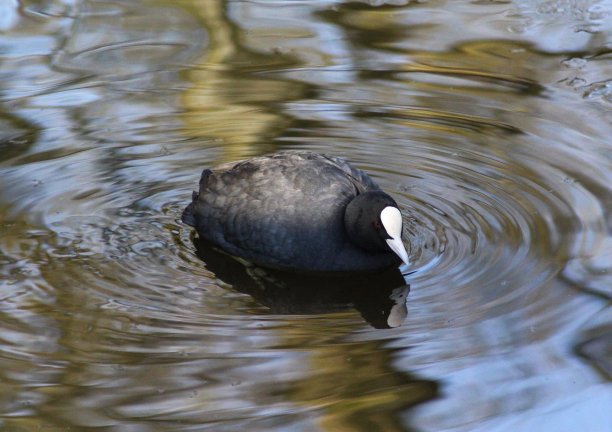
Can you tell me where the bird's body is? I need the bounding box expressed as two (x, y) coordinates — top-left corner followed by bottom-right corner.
(182, 151), (409, 272)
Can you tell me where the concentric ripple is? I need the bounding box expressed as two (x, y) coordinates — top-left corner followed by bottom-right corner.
(313, 121), (610, 337)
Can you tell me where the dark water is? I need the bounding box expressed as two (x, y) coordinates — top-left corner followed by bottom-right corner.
(1, 0), (611, 430)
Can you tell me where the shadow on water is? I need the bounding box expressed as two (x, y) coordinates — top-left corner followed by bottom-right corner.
(192, 235), (411, 329)
(576, 331), (612, 379)
(575, 305), (612, 380)
(0, 109), (38, 164)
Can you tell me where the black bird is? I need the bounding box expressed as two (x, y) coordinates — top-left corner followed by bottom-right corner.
(181, 151), (410, 272)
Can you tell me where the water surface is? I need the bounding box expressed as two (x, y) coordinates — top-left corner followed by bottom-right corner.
(1, 0), (611, 431)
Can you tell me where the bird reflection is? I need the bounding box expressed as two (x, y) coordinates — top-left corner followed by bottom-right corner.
(192, 235), (410, 328)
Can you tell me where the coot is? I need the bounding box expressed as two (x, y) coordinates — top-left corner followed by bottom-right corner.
(182, 151), (410, 272)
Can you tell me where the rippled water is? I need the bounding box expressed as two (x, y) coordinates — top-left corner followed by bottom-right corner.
(1, 0), (612, 430)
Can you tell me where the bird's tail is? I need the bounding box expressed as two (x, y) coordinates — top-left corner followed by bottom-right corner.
(181, 191), (198, 227)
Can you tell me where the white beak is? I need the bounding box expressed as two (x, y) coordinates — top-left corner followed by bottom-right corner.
(381, 206), (410, 267)
(386, 236), (410, 267)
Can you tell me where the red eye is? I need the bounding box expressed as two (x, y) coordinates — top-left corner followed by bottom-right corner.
(373, 221), (381, 228)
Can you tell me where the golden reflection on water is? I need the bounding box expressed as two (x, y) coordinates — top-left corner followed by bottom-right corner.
(286, 340), (437, 431)
(179, 0), (302, 157)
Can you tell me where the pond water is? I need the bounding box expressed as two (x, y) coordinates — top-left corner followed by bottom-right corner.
(1, 0), (612, 430)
